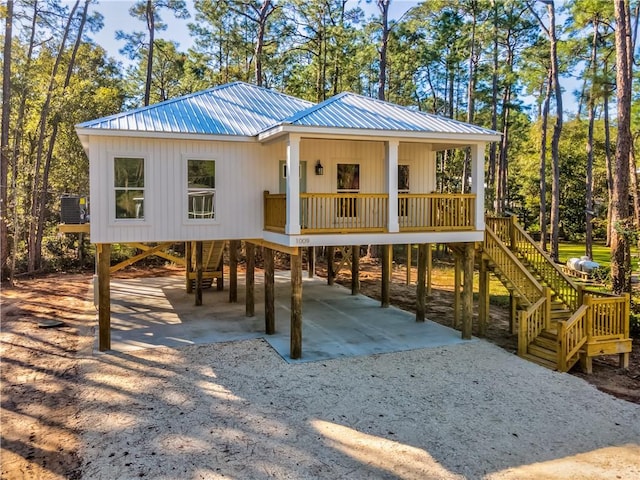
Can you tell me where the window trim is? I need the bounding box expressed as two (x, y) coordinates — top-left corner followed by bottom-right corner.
(183, 156), (218, 223)
(110, 154), (149, 224)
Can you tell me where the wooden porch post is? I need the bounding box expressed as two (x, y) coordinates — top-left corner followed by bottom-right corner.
(229, 240), (239, 303)
(195, 241), (203, 306)
(290, 249), (302, 359)
(454, 252), (461, 328)
(381, 244), (391, 308)
(327, 246), (335, 285)
(461, 242), (475, 339)
(351, 245), (360, 295)
(97, 243), (111, 351)
(246, 242), (255, 317)
(478, 258), (489, 337)
(416, 243), (427, 322)
(185, 241), (192, 293)
(308, 246), (315, 278)
(264, 246), (275, 334)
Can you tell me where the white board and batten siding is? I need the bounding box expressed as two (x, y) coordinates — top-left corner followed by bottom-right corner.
(294, 139), (436, 194)
(88, 135), (437, 244)
(88, 136), (283, 244)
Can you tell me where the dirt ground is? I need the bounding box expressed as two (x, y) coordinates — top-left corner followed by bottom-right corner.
(1, 260), (638, 479)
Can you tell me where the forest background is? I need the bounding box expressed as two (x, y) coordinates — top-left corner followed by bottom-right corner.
(0, 0), (638, 294)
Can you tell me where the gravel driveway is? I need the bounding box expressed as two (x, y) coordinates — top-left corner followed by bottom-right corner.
(78, 338), (640, 479)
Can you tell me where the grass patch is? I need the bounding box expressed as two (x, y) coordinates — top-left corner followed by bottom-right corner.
(557, 242), (611, 267)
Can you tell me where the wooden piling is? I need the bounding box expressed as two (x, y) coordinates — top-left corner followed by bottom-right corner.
(290, 250), (302, 359)
(195, 241), (203, 306)
(454, 252), (461, 328)
(246, 242), (255, 317)
(416, 243), (427, 322)
(216, 253), (224, 291)
(264, 246), (275, 334)
(351, 245), (360, 295)
(308, 246), (315, 278)
(426, 242), (432, 296)
(461, 242), (475, 339)
(406, 243), (412, 285)
(185, 241), (193, 293)
(381, 244), (391, 308)
(97, 243), (111, 351)
(229, 240), (239, 302)
(327, 246), (335, 285)
(478, 258), (489, 337)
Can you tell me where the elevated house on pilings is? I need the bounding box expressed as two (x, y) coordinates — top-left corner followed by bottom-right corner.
(75, 81), (631, 371)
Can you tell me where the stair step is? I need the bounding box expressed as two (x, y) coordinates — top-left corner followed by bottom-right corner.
(532, 335), (557, 350)
(539, 329), (558, 339)
(551, 309), (572, 320)
(528, 343), (558, 362)
(520, 353), (557, 370)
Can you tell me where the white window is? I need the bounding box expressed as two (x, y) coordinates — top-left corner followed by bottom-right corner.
(187, 159), (215, 219)
(114, 157), (145, 219)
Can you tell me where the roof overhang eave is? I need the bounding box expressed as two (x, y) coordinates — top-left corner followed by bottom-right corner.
(74, 127), (258, 144)
(258, 124), (502, 144)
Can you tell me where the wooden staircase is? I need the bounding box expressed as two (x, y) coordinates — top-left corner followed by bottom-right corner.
(186, 240), (225, 289)
(482, 217), (632, 372)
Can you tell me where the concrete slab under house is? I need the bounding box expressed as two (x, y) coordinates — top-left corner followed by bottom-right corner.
(73, 81), (631, 370)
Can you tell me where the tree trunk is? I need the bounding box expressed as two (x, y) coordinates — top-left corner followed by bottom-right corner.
(144, 0), (155, 106)
(539, 70), (552, 252)
(604, 73), (614, 247)
(585, 23), (599, 260)
(462, 1), (478, 194)
(377, 0), (390, 101)
(488, 0), (499, 209)
(611, 0), (633, 294)
(34, 0), (91, 265)
(27, 0), (80, 272)
(1, 0), (13, 281)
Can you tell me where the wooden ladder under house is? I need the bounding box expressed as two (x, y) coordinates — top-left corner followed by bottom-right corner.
(482, 217), (632, 373)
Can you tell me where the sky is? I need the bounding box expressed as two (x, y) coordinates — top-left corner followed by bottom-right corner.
(87, 0), (580, 114)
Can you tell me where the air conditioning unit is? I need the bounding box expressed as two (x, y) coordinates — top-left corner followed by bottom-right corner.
(60, 195), (89, 224)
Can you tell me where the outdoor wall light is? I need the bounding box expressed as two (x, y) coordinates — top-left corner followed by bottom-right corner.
(315, 160), (324, 175)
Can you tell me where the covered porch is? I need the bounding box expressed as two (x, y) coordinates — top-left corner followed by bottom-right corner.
(261, 133), (487, 238)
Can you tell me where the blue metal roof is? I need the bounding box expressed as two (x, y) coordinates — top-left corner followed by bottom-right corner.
(77, 82), (499, 139)
(77, 82), (314, 137)
(284, 92), (497, 136)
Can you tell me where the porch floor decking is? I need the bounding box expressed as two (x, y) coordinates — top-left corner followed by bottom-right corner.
(104, 272), (474, 363)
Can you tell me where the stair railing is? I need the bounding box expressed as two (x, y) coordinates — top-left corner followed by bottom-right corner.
(487, 216), (579, 311)
(517, 287), (551, 356)
(484, 227), (544, 305)
(557, 304), (589, 372)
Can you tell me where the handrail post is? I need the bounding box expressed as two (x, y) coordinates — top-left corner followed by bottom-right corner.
(509, 215), (517, 251)
(558, 320), (567, 372)
(585, 295), (593, 342)
(624, 293), (630, 338)
(517, 310), (526, 356)
(544, 286), (552, 330)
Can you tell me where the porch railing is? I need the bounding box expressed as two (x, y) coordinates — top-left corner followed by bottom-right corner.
(263, 192), (476, 234)
(398, 193), (475, 232)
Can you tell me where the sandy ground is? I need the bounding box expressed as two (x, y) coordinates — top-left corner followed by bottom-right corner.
(2, 267), (640, 479)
